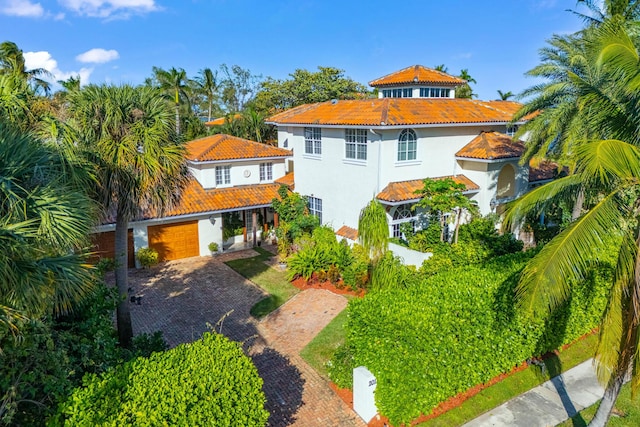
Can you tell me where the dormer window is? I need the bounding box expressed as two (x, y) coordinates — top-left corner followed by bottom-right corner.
(381, 88), (413, 98)
(506, 125), (518, 137)
(215, 165), (231, 185)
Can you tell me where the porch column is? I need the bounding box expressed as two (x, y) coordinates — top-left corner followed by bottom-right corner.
(274, 212), (279, 228)
(242, 210), (247, 242)
(252, 211), (257, 247)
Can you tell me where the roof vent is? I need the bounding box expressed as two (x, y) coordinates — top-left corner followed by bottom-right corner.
(331, 99), (338, 105)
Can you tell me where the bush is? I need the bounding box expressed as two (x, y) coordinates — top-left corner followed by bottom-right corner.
(287, 246), (333, 280)
(136, 247), (159, 268)
(341, 244), (369, 290)
(208, 242), (219, 253)
(330, 251), (612, 425)
(56, 332), (269, 427)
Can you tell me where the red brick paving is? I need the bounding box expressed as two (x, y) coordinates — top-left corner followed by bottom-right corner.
(121, 250), (364, 427)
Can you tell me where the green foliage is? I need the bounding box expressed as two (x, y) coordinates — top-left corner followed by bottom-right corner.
(358, 199), (389, 262)
(287, 246), (333, 280)
(208, 242), (219, 253)
(252, 66), (370, 113)
(330, 251), (612, 425)
(0, 283), (124, 426)
(136, 247), (159, 268)
(222, 211), (245, 241)
(272, 186), (319, 244)
(57, 332), (269, 426)
(341, 244), (370, 291)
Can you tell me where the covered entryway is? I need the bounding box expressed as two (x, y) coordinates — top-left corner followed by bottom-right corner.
(91, 230), (135, 268)
(148, 221), (199, 261)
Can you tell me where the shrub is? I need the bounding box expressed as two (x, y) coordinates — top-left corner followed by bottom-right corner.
(287, 246), (333, 280)
(330, 251), (612, 425)
(208, 242), (219, 253)
(136, 247), (159, 268)
(56, 332), (269, 427)
(342, 244), (370, 290)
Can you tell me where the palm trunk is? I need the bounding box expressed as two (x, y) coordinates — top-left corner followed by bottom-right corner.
(208, 99), (212, 122)
(175, 104), (180, 136)
(588, 373), (624, 427)
(571, 186), (585, 220)
(115, 214), (133, 348)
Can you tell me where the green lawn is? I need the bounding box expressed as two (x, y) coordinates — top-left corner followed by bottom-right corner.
(556, 381), (640, 427)
(224, 247), (299, 319)
(300, 308), (348, 378)
(413, 333), (598, 427)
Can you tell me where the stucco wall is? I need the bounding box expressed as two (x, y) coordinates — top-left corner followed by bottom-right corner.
(189, 158), (287, 190)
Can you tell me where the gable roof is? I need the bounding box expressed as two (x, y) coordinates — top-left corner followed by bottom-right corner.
(376, 175), (480, 204)
(336, 225), (358, 241)
(456, 131), (525, 160)
(186, 134), (291, 162)
(266, 98), (523, 127)
(369, 65), (466, 87)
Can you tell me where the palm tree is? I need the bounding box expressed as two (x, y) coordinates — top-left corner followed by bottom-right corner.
(0, 123), (96, 341)
(455, 69), (476, 99)
(0, 41), (52, 95)
(497, 90), (514, 100)
(151, 66), (191, 136)
(0, 74), (32, 128)
(67, 84), (190, 347)
(568, 0), (640, 27)
(506, 19), (640, 426)
(193, 68), (218, 122)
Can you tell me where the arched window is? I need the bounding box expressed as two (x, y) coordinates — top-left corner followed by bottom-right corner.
(497, 164), (516, 199)
(397, 129), (417, 161)
(391, 204), (415, 238)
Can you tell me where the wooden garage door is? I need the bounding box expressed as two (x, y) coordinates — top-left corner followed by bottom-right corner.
(148, 221), (199, 261)
(91, 230), (135, 268)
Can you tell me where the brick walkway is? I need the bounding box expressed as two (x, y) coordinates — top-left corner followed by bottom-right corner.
(123, 249), (364, 427)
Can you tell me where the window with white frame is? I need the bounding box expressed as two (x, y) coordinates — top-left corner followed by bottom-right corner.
(397, 129), (417, 161)
(304, 127), (322, 155)
(419, 87), (451, 98)
(506, 125), (518, 137)
(345, 129), (368, 160)
(308, 196), (322, 224)
(215, 165), (231, 185)
(382, 88), (413, 98)
(391, 204), (415, 238)
(259, 162), (273, 181)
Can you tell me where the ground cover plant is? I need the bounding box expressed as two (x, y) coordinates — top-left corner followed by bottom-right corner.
(329, 250), (613, 426)
(55, 332), (269, 426)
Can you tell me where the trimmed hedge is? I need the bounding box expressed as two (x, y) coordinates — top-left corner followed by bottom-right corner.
(330, 251), (612, 426)
(57, 332), (268, 426)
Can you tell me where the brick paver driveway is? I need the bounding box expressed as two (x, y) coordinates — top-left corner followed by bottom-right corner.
(125, 249), (364, 427)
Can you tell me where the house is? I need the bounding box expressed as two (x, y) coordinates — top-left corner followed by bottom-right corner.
(92, 134), (292, 264)
(266, 65), (555, 239)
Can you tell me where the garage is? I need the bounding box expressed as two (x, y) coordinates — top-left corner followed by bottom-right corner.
(148, 220), (199, 261)
(91, 230), (135, 268)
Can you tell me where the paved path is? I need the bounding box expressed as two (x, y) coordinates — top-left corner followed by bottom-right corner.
(463, 360), (604, 427)
(124, 250), (363, 427)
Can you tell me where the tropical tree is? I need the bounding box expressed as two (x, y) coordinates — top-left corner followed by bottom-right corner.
(151, 66), (191, 135)
(193, 67), (219, 122)
(497, 90), (514, 100)
(358, 199), (388, 263)
(0, 41), (52, 95)
(219, 63), (260, 112)
(455, 69), (476, 99)
(414, 178), (478, 243)
(433, 64), (449, 73)
(67, 84), (190, 348)
(0, 74), (32, 129)
(569, 0), (640, 27)
(0, 123), (96, 341)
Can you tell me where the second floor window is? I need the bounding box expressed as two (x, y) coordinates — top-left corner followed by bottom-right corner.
(397, 129), (417, 161)
(345, 129), (368, 160)
(304, 127), (322, 155)
(216, 165), (231, 185)
(260, 162), (273, 181)
(382, 88), (413, 98)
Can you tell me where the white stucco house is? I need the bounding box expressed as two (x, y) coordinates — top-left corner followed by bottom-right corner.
(266, 65), (555, 240)
(92, 134), (293, 265)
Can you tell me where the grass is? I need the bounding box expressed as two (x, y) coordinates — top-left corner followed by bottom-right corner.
(300, 308), (348, 378)
(557, 382), (640, 427)
(415, 333), (598, 427)
(224, 246), (299, 319)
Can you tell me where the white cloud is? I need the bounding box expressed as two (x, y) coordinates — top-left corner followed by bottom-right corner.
(0, 0), (44, 17)
(76, 48), (119, 64)
(24, 50), (93, 85)
(58, 0), (159, 19)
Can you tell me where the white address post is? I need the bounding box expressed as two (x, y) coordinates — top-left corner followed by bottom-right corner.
(353, 366), (378, 423)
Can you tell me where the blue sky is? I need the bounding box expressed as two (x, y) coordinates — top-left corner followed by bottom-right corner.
(1, 0), (587, 100)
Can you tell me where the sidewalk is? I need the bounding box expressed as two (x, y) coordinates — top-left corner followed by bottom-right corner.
(463, 359), (604, 427)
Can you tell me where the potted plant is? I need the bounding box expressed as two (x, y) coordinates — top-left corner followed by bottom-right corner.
(208, 242), (219, 255)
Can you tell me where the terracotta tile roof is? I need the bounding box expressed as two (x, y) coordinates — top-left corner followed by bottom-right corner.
(456, 131), (525, 160)
(204, 113), (242, 127)
(163, 178), (281, 217)
(336, 225), (358, 241)
(274, 171), (294, 189)
(529, 160), (561, 182)
(266, 98), (522, 127)
(377, 175), (480, 203)
(186, 134), (291, 162)
(369, 65), (466, 87)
